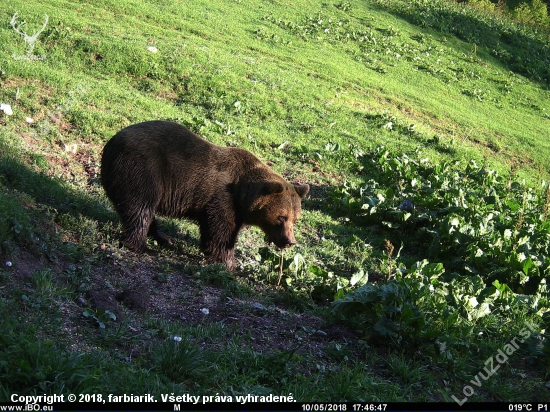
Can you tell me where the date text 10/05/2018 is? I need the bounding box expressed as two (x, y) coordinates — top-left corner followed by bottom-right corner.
(302, 404), (387, 411)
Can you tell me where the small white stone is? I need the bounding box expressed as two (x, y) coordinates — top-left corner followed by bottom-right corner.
(25, 117), (33, 123)
(64, 143), (78, 154)
(200, 308), (209, 315)
(147, 46), (158, 53)
(0, 104), (13, 116)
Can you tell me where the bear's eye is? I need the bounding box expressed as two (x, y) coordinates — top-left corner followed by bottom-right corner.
(278, 216), (287, 224)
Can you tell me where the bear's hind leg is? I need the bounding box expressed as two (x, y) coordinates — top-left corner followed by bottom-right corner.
(148, 218), (174, 247)
(120, 209), (155, 253)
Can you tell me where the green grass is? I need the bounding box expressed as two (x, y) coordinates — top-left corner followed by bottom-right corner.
(1, 0), (550, 403)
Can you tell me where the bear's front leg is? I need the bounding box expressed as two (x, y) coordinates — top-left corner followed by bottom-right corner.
(204, 244), (237, 271)
(198, 206), (242, 271)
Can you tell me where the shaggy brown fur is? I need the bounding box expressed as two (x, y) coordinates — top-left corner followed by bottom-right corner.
(101, 121), (309, 270)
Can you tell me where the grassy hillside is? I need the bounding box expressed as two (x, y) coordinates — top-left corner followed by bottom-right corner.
(1, 0), (549, 403)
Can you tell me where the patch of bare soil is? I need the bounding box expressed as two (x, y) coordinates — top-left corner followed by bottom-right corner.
(8, 249), (47, 282)
(72, 248), (359, 357)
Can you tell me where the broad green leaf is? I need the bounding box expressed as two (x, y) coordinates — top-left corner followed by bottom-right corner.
(333, 288), (346, 301)
(374, 317), (399, 336)
(350, 270), (368, 287)
(505, 199), (521, 212)
(401, 304), (417, 322)
(331, 284), (381, 316)
(105, 310), (117, 321)
(493, 279), (513, 294)
(382, 221), (401, 228)
(521, 257), (535, 276)
(364, 197), (379, 207)
(421, 262), (445, 279)
(468, 302), (491, 320)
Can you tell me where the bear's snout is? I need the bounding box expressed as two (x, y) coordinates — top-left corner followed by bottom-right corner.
(273, 234), (296, 249)
(281, 238), (296, 248)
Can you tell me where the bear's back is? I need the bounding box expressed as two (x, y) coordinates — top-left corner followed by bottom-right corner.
(107, 121), (210, 157)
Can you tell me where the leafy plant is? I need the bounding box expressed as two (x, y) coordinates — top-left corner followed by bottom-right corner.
(333, 260), (448, 344)
(82, 307), (116, 329)
(256, 247), (336, 301)
(333, 147), (550, 296)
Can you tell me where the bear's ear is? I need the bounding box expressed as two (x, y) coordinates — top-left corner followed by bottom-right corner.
(294, 184), (310, 198)
(262, 181), (285, 195)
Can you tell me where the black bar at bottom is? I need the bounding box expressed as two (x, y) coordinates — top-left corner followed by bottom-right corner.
(0, 402), (546, 412)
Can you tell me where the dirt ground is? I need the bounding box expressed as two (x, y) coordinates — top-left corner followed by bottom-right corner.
(7, 243), (359, 361)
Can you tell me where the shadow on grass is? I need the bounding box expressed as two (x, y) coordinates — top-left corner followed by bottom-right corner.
(0, 147), (124, 264)
(0, 145), (115, 226)
(372, 0), (550, 86)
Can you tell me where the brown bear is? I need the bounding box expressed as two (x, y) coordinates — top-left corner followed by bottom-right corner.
(101, 120), (309, 270)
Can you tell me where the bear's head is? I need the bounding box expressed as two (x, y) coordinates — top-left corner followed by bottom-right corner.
(243, 181), (309, 249)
